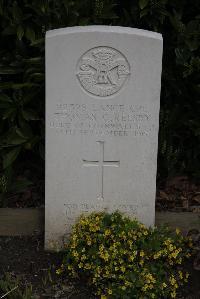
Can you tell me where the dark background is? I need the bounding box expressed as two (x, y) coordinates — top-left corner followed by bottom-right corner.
(0, 0), (199, 206)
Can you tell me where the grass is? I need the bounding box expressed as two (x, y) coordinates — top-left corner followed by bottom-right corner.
(0, 273), (33, 299)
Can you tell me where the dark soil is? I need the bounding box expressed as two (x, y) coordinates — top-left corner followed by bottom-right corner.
(0, 234), (200, 298)
(156, 176), (200, 213)
(0, 235), (93, 298)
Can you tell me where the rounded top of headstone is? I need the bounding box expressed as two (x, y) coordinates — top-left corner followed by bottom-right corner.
(46, 25), (162, 41)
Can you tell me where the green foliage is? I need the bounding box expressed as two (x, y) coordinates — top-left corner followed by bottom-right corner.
(0, 166), (32, 207)
(57, 211), (193, 298)
(0, 0), (199, 204)
(0, 273), (33, 299)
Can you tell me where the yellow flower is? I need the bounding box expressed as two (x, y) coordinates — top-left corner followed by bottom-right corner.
(99, 251), (109, 261)
(105, 270), (109, 275)
(72, 250), (79, 257)
(81, 254), (87, 261)
(170, 250), (179, 259)
(139, 260), (144, 266)
(128, 255), (135, 262)
(145, 273), (156, 284)
(101, 295), (107, 299)
(175, 228), (180, 235)
(164, 238), (172, 246)
(169, 259), (174, 265)
(84, 263), (91, 269)
(184, 272), (189, 282)
(178, 270), (183, 279)
(124, 280), (129, 286)
(169, 276), (177, 286)
(71, 243), (76, 249)
(96, 266), (101, 274)
(153, 251), (161, 259)
(162, 282), (167, 288)
(140, 224), (146, 229)
(168, 244), (174, 252)
(140, 250), (145, 257)
(108, 289), (112, 295)
(171, 291), (176, 298)
(87, 240), (92, 246)
(99, 244), (104, 251)
(177, 257), (182, 264)
(148, 284), (153, 289)
(56, 268), (62, 275)
(78, 262), (83, 268)
(104, 229), (111, 236)
(142, 284), (148, 292)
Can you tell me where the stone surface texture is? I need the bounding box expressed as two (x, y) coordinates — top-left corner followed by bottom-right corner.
(45, 26), (163, 250)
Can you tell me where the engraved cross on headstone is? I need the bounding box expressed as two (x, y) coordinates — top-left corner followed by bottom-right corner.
(82, 141), (120, 200)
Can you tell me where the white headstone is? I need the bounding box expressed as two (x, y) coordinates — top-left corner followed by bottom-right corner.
(45, 26), (163, 250)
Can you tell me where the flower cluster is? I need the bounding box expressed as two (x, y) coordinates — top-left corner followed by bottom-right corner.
(57, 211), (192, 298)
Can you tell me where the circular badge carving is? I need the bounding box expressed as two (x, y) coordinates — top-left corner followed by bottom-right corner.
(76, 46), (130, 97)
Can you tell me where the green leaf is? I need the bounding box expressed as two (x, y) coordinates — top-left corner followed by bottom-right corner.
(39, 143), (44, 160)
(100, 13), (119, 19)
(24, 57), (43, 64)
(2, 26), (16, 35)
(139, 0), (149, 10)
(175, 48), (190, 65)
(25, 27), (36, 42)
(25, 135), (40, 149)
(0, 82), (38, 90)
(18, 115), (34, 136)
(0, 67), (22, 74)
(185, 39), (199, 51)
(28, 72), (44, 81)
(10, 178), (32, 193)
(78, 18), (90, 26)
(6, 129), (27, 145)
(0, 101), (12, 109)
(17, 25), (24, 40)
(169, 14), (185, 32)
(0, 93), (13, 108)
(2, 108), (16, 120)
(0, 82), (14, 89)
(30, 38), (44, 47)
(21, 109), (39, 120)
(12, 2), (22, 21)
(7, 136), (27, 145)
(129, 271), (136, 282)
(16, 124), (33, 139)
(3, 147), (21, 169)
(0, 93), (11, 101)
(140, 8), (149, 18)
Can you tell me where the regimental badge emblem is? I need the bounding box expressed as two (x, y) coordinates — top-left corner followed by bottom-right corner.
(76, 46), (130, 97)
